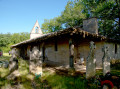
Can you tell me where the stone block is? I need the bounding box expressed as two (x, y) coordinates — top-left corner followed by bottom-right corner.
(102, 45), (110, 76)
(86, 41), (96, 79)
(83, 18), (98, 34)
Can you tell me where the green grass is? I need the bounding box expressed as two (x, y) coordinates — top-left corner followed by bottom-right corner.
(0, 54), (32, 89)
(0, 68), (9, 77)
(18, 58), (29, 76)
(43, 74), (86, 89)
(0, 54), (49, 89)
(111, 70), (120, 76)
(0, 53), (10, 61)
(0, 53), (10, 78)
(3, 53), (10, 57)
(0, 54), (100, 89)
(1, 54), (120, 89)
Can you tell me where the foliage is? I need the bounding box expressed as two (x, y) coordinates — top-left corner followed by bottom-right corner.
(42, 17), (63, 33)
(91, 0), (119, 39)
(42, 0), (120, 40)
(42, 0), (87, 33)
(0, 33), (11, 47)
(0, 32), (30, 52)
(61, 0), (86, 28)
(10, 32), (30, 44)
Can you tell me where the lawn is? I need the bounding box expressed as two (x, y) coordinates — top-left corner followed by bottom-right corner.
(0, 53), (97, 89)
(0, 53), (120, 89)
(0, 53), (10, 61)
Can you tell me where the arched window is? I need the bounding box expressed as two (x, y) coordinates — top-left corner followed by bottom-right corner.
(35, 27), (39, 33)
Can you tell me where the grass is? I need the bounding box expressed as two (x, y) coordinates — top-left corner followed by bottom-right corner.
(111, 70), (120, 76)
(0, 54), (50, 89)
(0, 53), (10, 78)
(0, 54), (32, 89)
(0, 53), (120, 89)
(43, 73), (86, 89)
(0, 53), (10, 61)
(3, 53), (10, 57)
(0, 68), (9, 77)
(0, 53), (92, 89)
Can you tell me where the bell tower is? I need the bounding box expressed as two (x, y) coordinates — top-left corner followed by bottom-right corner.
(30, 20), (43, 39)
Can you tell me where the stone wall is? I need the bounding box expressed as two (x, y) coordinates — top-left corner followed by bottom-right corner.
(24, 37), (120, 68)
(76, 41), (90, 65)
(105, 43), (120, 59)
(76, 41), (120, 68)
(45, 39), (69, 66)
(24, 37), (69, 66)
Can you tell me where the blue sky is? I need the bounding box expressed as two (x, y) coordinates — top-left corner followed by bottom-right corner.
(0, 0), (69, 34)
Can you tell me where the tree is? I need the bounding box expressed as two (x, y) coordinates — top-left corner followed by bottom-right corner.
(0, 32), (30, 52)
(89, 0), (120, 39)
(42, 0), (87, 33)
(61, 0), (86, 28)
(0, 33), (11, 47)
(42, 0), (120, 40)
(42, 17), (62, 33)
(11, 32), (30, 44)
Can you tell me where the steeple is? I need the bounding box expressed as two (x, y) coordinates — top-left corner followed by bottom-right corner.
(30, 20), (43, 39)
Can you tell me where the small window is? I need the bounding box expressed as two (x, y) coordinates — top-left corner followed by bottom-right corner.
(35, 27), (39, 33)
(55, 40), (58, 51)
(115, 44), (117, 54)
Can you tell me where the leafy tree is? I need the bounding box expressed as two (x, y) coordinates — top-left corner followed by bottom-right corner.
(42, 17), (63, 33)
(11, 33), (20, 44)
(0, 32), (30, 52)
(42, 0), (87, 33)
(0, 33), (11, 47)
(61, 0), (86, 28)
(85, 0), (120, 39)
(42, 0), (120, 40)
(11, 32), (30, 44)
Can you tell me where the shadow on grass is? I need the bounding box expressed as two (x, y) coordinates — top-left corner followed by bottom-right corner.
(0, 59), (50, 89)
(0, 74), (33, 89)
(0, 77), (6, 88)
(43, 72), (86, 89)
(0, 55), (11, 61)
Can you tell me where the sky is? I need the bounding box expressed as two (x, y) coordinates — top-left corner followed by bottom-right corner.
(0, 0), (70, 34)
